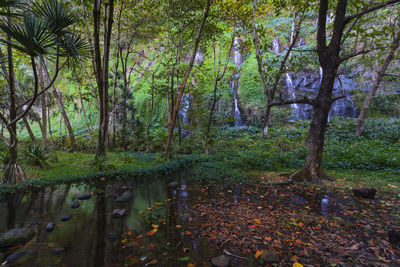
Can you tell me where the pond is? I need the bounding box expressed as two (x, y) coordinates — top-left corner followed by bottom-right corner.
(0, 170), (219, 266)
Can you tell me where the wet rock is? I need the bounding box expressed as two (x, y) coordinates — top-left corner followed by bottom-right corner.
(332, 216), (346, 226)
(211, 255), (230, 267)
(388, 229), (400, 247)
(51, 247), (65, 254)
(70, 201), (80, 209)
(353, 187), (376, 199)
(77, 192), (91, 200)
(60, 214), (72, 222)
(260, 250), (279, 264)
(115, 191), (132, 203)
(0, 228), (35, 248)
(46, 222), (56, 232)
(112, 209), (126, 219)
(5, 250), (27, 262)
(167, 181), (180, 189)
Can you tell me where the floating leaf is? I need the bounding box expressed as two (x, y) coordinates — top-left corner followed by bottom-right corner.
(178, 256), (190, 261)
(147, 229), (158, 236)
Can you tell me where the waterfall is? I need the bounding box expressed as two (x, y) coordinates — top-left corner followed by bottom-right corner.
(231, 37), (245, 127)
(179, 94), (190, 125)
(285, 73), (301, 120)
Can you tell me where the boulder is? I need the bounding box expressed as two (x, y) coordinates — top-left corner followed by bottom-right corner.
(115, 191), (132, 203)
(211, 255), (230, 267)
(70, 201), (80, 209)
(388, 229), (400, 247)
(77, 192), (91, 200)
(0, 228), (35, 248)
(60, 214), (72, 222)
(112, 209), (126, 219)
(353, 188), (376, 199)
(260, 250), (279, 264)
(46, 222), (56, 232)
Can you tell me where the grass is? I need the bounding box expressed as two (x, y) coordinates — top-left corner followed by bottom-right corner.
(0, 151), (157, 180)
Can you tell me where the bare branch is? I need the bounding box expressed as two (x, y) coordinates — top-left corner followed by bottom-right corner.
(345, 0), (400, 23)
(339, 46), (389, 62)
(270, 96), (313, 107)
(331, 95), (346, 103)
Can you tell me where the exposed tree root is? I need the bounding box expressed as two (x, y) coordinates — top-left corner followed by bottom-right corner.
(2, 162), (27, 184)
(289, 167), (335, 184)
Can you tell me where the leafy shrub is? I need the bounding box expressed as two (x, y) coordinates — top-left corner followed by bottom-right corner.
(21, 143), (51, 171)
(0, 152), (10, 168)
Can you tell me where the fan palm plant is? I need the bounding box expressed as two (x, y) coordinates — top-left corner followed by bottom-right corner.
(0, 0), (88, 184)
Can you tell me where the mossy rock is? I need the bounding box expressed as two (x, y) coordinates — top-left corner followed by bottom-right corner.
(0, 228), (35, 248)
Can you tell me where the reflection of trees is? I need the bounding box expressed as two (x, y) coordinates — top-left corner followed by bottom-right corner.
(55, 184), (71, 213)
(7, 193), (23, 229)
(93, 188), (106, 267)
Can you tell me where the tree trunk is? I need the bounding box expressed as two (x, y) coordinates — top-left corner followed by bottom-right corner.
(38, 61), (47, 146)
(355, 29), (400, 136)
(205, 79), (219, 153)
(47, 106), (55, 144)
(3, 9), (26, 184)
(52, 87), (77, 151)
(165, 0), (212, 154)
(23, 117), (37, 144)
(93, 0), (114, 156)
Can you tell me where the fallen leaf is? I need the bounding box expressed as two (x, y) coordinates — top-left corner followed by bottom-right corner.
(148, 259), (158, 264)
(293, 263), (303, 267)
(147, 229), (158, 236)
(255, 250), (263, 259)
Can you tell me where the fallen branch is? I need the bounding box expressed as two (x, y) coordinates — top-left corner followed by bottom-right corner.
(223, 249), (248, 260)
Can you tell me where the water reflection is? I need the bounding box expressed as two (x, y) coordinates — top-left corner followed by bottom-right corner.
(0, 173), (216, 266)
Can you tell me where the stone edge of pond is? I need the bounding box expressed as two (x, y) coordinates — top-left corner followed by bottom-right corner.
(0, 155), (206, 195)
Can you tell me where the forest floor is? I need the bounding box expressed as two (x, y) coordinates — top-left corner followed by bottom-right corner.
(187, 172), (400, 266)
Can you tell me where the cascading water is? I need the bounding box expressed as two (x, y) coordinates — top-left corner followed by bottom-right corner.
(231, 37), (245, 127)
(285, 73), (301, 120)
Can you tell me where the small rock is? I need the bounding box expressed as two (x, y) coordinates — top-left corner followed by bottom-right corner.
(51, 247), (65, 254)
(388, 229), (400, 247)
(60, 214), (72, 222)
(260, 250), (279, 264)
(112, 209), (126, 219)
(0, 228), (35, 248)
(77, 192), (91, 200)
(353, 187), (376, 199)
(70, 201), (80, 209)
(211, 255), (230, 267)
(115, 191), (132, 203)
(167, 181), (180, 189)
(5, 250), (27, 262)
(46, 222), (56, 232)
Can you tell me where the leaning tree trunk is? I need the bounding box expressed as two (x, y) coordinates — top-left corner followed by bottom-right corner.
(355, 29), (400, 136)
(52, 87), (77, 151)
(38, 61), (47, 146)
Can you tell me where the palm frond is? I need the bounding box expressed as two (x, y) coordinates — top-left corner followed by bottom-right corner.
(0, 0), (24, 16)
(29, 0), (77, 35)
(0, 14), (58, 56)
(58, 32), (90, 60)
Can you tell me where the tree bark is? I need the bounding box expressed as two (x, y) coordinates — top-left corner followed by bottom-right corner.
(77, 81), (93, 140)
(52, 87), (77, 151)
(93, 0), (114, 156)
(164, 0), (212, 154)
(355, 28), (400, 136)
(38, 61), (47, 146)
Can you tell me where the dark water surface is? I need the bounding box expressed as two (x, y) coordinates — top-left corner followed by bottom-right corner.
(0, 171), (217, 266)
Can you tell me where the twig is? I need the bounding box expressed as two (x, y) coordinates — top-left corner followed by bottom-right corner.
(223, 249), (248, 260)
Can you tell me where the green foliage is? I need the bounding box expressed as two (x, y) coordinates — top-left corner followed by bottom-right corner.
(0, 152), (10, 168)
(21, 143), (51, 170)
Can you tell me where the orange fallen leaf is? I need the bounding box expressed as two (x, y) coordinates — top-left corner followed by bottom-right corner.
(253, 218), (262, 224)
(293, 263), (303, 267)
(147, 229), (158, 236)
(187, 263), (196, 267)
(255, 250), (263, 259)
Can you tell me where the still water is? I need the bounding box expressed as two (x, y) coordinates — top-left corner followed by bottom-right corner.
(0, 171), (217, 266)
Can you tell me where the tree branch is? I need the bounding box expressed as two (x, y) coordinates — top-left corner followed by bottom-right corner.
(270, 96), (313, 107)
(340, 46), (389, 62)
(345, 0), (400, 23)
(331, 95), (346, 103)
